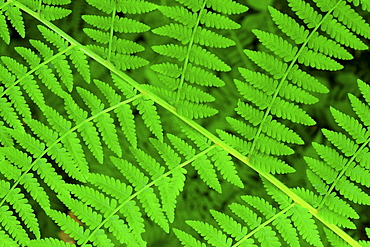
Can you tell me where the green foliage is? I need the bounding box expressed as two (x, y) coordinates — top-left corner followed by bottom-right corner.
(1, 0), (370, 246)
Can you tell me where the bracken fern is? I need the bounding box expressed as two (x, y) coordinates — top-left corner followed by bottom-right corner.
(1, 0), (370, 246)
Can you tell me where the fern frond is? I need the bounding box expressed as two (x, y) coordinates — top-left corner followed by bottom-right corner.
(30, 39), (74, 92)
(64, 184), (136, 245)
(93, 79), (137, 147)
(76, 87), (122, 157)
(0, 205), (30, 246)
(176, 183), (325, 247)
(0, 147), (50, 209)
(168, 133), (222, 192)
(296, 78), (370, 246)
(0, 56), (45, 109)
(173, 228), (207, 247)
(27, 237), (77, 247)
(83, 0), (154, 71)
(133, 96), (163, 141)
(63, 93), (104, 163)
(1, 3), (25, 41)
(182, 125), (244, 188)
(186, 220), (232, 247)
(46, 209), (91, 245)
(38, 25), (91, 83)
(14, 47), (64, 96)
(151, 0), (247, 120)
(42, 106), (89, 176)
(149, 138), (186, 223)
(289, 204), (323, 247)
(111, 156), (170, 233)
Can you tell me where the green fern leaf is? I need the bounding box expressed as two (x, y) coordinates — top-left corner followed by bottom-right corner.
(210, 209), (248, 241)
(24, 118), (88, 182)
(330, 107), (370, 144)
(0, 14), (9, 44)
(252, 30), (298, 62)
(241, 195), (276, 218)
(324, 228), (351, 247)
(39, 5), (71, 21)
(229, 202), (261, 228)
(133, 96), (163, 141)
(0, 98), (23, 130)
(2, 186), (40, 239)
(336, 178), (370, 204)
(152, 44), (230, 72)
(0, 205), (30, 246)
(200, 10), (241, 29)
(289, 205), (323, 247)
(46, 209), (91, 245)
(322, 129), (358, 157)
(186, 220), (232, 247)
(66, 184), (134, 245)
(150, 138), (186, 222)
(238, 68), (318, 105)
(244, 50), (287, 79)
(255, 226), (281, 247)
(168, 133), (222, 192)
(30, 39), (74, 92)
(56, 193), (115, 246)
(3, 4), (25, 38)
(235, 101), (304, 144)
(67, 48), (91, 83)
(173, 228), (207, 247)
(217, 129), (250, 156)
(152, 23), (192, 44)
(63, 94), (104, 164)
(235, 79), (315, 125)
(272, 214), (300, 247)
(179, 84), (215, 103)
(14, 47), (64, 96)
(116, 0), (157, 14)
(42, 0), (71, 5)
(209, 147), (244, 188)
(268, 6), (309, 44)
(0, 229), (18, 247)
(76, 87), (122, 157)
(0, 78), (31, 121)
(87, 173), (146, 245)
(348, 93), (370, 127)
(85, 0), (115, 14)
(288, 65), (329, 93)
(9, 128), (45, 157)
(316, 0), (370, 38)
(297, 47), (343, 70)
(181, 125), (243, 187)
(309, 32), (353, 60)
(157, 5), (196, 27)
(111, 156), (170, 233)
(27, 237), (77, 247)
(0, 122), (14, 147)
(1, 57), (45, 108)
(43, 106), (89, 176)
(250, 153), (295, 174)
(37, 25), (91, 83)
(176, 101), (218, 118)
(206, 0), (249, 14)
(185, 63), (225, 87)
(262, 179), (292, 208)
(94, 79), (137, 147)
(1, 147), (50, 209)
